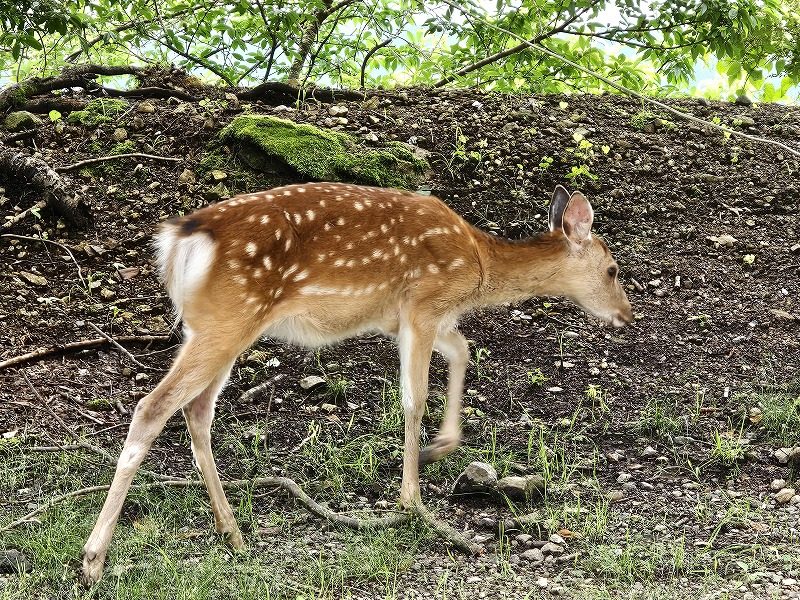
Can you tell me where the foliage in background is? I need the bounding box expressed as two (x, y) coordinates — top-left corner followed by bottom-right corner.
(0, 0), (798, 101)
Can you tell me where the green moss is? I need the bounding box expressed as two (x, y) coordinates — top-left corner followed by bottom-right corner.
(219, 115), (428, 189)
(66, 98), (128, 126)
(110, 140), (137, 154)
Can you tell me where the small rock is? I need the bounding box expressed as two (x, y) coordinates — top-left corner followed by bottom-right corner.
(299, 375), (326, 392)
(771, 479), (787, 491)
(210, 169), (227, 181)
(735, 116), (755, 127)
(112, 127), (128, 141)
(454, 461), (498, 494)
(520, 548), (544, 562)
(735, 94), (753, 106)
(536, 577), (549, 588)
(0, 549), (31, 574)
(617, 472), (632, 484)
(20, 271), (48, 286)
(137, 101), (156, 113)
(641, 446), (658, 458)
(549, 533), (565, 545)
(497, 474), (545, 501)
(774, 447), (800, 464)
(541, 542), (564, 555)
(515, 533), (533, 545)
(328, 105), (349, 116)
(775, 488), (796, 504)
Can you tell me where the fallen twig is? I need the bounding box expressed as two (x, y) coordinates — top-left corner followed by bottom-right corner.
(20, 372), (181, 483)
(55, 153), (181, 173)
(0, 334), (170, 370)
(1, 233), (86, 288)
(2, 199), (47, 230)
(0, 475), (480, 555)
(86, 321), (153, 371)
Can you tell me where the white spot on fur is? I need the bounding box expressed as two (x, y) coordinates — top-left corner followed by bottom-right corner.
(283, 264), (298, 279)
(334, 258), (345, 267)
(354, 202), (364, 211)
(380, 224), (389, 233)
(275, 229), (282, 241)
(247, 215), (256, 223)
(260, 215), (270, 225)
(263, 256), (273, 270)
(293, 213), (302, 225)
(427, 264), (440, 274)
(297, 187), (306, 193)
(233, 275), (248, 285)
(448, 258), (465, 270)
(285, 238), (292, 251)
(245, 242), (257, 257)
(337, 217), (345, 226)
(306, 210), (315, 221)
(228, 259), (240, 269)
(293, 269), (309, 281)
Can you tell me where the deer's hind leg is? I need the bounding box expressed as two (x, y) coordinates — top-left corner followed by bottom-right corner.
(182, 361), (242, 548)
(81, 331), (251, 585)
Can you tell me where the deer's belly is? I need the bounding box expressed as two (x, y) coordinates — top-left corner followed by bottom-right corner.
(263, 310), (398, 349)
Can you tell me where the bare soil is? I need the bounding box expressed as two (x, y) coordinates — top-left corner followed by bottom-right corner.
(1, 87), (800, 599)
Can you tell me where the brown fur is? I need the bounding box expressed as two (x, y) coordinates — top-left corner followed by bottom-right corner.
(81, 182), (632, 584)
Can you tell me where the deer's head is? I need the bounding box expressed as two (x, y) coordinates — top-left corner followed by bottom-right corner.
(548, 185), (633, 327)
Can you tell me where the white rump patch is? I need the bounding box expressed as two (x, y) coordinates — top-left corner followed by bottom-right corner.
(154, 225), (215, 324)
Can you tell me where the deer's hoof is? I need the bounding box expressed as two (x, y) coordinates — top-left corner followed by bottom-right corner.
(81, 550), (105, 586)
(222, 527), (244, 550)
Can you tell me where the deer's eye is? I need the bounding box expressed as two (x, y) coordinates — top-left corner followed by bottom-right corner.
(607, 265), (618, 278)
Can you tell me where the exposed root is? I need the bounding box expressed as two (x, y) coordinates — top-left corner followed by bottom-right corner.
(56, 153), (181, 173)
(0, 335), (170, 370)
(0, 145), (90, 227)
(2, 474), (481, 555)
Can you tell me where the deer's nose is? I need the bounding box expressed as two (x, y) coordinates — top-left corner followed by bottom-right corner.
(612, 308), (633, 327)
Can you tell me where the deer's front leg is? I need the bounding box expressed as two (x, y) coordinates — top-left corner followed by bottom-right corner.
(420, 329), (468, 465)
(397, 322), (435, 507)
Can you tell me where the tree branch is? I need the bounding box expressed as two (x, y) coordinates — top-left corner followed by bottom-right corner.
(361, 38), (392, 88)
(433, 0), (597, 87)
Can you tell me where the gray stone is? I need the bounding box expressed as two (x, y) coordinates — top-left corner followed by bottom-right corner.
(774, 447), (800, 464)
(775, 488), (796, 504)
(328, 105), (349, 116)
(541, 542), (564, 555)
(299, 375), (326, 392)
(454, 461), (498, 493)
(520, 548), (544, 562)
(0, 549), (31, 574)
(497, 474), (544, 501)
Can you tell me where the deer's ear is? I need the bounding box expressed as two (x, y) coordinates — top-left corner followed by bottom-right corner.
(562, 191), (594, 243)
(548, 185), (571, 232)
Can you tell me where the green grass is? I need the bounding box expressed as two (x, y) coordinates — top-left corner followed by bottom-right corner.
(757, 390), (800, 445)
(635, 397), (682, 438)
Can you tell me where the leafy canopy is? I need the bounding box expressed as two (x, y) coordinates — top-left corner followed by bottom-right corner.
(1, 0), (798, 100)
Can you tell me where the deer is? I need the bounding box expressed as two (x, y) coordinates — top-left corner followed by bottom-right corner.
(81, 182), (632, 584)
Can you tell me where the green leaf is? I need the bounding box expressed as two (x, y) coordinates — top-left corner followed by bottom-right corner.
(48, 110), (62, 122)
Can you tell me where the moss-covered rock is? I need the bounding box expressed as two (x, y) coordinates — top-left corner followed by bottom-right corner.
(4, 111), (42, 131)
(66, 98), (128, 126)
(219, 115), (429, 189)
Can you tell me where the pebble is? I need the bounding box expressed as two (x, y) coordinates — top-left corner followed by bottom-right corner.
(774, 488), (795, 504)
(299, 375), (326, 391)
(520, 548), (544, 562)
(541, 542), (564, 555)
(771, 479), (787, 491)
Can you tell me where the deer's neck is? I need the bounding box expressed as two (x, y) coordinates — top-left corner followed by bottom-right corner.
(475, 230), (569, 307)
